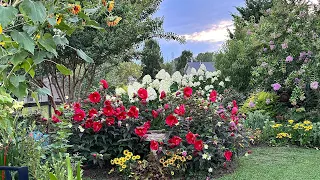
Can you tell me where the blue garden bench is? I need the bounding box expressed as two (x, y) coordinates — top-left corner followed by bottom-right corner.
(0, 166), (28, 180)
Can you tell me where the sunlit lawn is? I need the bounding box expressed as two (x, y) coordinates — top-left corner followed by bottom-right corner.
(219, 146), (320, 180)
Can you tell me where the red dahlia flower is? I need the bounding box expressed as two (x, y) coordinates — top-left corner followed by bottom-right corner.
(152, 110), (159, 118)
(93, 121), (103, 132)
(134, 126), (147, 137)
(143, 121), (151, 130)
(183, 87), (193, 98)
(194, 140), (204, 151)
(160, 91), (166, 99)
(100, 79), (109, 89)
(89, 91), (101, 104)
(84, 119), (94, 128)
(174, 104), (186, 116)
(54, 109), (62, 116)
(137, 88), (148, 100)
(106, 117), (115, 126)
(165, 114), (178, 127)
(127, 106), (139, 119)
(52, 115), (61, 123)
(168, 136), (182, 147)
(224, 150), (233, 161)
(186, 131), (196, 144)
(150, 140), (159, 151)
(89, 108), (98, 117)
(73, 109), (86, 122)
(104, 100), (111, 106)
(209, 90), (218, 102)
(73, 102), (81, 110)
(103, 105), (114, 116)
(116, 111), (127, 121)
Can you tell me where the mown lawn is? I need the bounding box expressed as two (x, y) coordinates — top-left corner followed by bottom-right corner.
(219, 146), (320, 180)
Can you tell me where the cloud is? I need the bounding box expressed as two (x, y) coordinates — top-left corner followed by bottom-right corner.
(183, 20), (234, 43)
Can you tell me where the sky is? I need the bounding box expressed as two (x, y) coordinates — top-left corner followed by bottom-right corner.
(155, 0), (244, 62)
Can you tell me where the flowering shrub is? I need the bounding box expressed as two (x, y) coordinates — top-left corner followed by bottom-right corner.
(51, 68), (248, 178)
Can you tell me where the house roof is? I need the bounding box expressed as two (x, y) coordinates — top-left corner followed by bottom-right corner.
(184, 62), (215, 74)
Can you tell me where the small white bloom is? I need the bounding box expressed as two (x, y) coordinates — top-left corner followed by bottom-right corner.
(225, 76), (231, 82)
(205, 85), (210, 91)
(217, 122), (223, 127)
(199, 64), (207, 71)
(155, 69), (168, 80)
(211, 77), (218, 83)
(199, 75), (204, 81)
(208, 168), (213, 173)
(219, 81), (225, 87)
(172, 71), (183, 83)
(147, 87), (157, 101)
(78, 125), (85, 132)
(207, 155), (211, 160)
(204, 144), (209, 149)
(115, 88), (126, 96)
(202, 153), (208, 159)
(142, 75), (152, 85)
(151, 79), (160, 89)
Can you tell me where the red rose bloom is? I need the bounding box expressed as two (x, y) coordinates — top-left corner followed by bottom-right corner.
(93, 121), (103, 132)
(84, 119), (94, 128)
(160, 91), (166, 99)
(231, 107), (238, 115)
(209, 90), (218, 102)
(52, 115), (61, 123)
(89, 108), (98, 117)
(186, 131), (196, 144)
(174, 104), (186, 116)
(224, 150), (233, 161)
(100, 79), (109, 89)
(137, 88), (148, 100)
(183, 87), (193, 98)
(165, 114), (178, 127)
(164, 104), (170, 110)
(232, 100), (238, 108)
(143, 121), (151, 130)
(152, 110), (159, 118)
(168, 136), (182, 147)
(194, 140), (204, 151)
(54, 109), (62, 116)
(106, 117), (115, 126)
(103, 105), (114, 116)
(73, 109), (86, 122)
(134, 126), (147, 137)
(73, 102), (81, 109)
(116, 111), (127, 121)
(104, 100), (111, 107)
(89, 91), (101, 104)
(150, 140), (159, 151)
(127, 106), (139, 119)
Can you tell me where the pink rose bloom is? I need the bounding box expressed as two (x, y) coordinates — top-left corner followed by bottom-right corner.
(272, 83), (281, 91)
(285, 56), (293, 62)
(310, 81), (318, 90)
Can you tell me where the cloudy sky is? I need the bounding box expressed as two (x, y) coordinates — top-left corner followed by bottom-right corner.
(155, 0), (244, 61)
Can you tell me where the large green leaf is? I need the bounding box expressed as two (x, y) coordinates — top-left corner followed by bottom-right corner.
(37, 87), (52, 97)
(56, 64), (72, 75)
(0, 65), (8, 73)
(48, 173), (58, 180)
(9, 75), (26, 87)
(22, 25), (38, 35)
(66, 156), (73, 180)
(0, 6), (18, 28)
(33, 51), (47, 64)
(38, 33), (57, 56)
(11, 31), (35, 54)
(19, 0), (46, 23)
(76, 49), (93, 63)
(53, 35), (69, 46)
(10, 51), (29, 65)
(31, 91), (40, 107)
(9, 81), (28, 98)
(21, 58), (35, 78)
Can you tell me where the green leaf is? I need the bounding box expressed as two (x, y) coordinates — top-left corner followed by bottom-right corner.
(76, 49), (93, 63)
(11, 31), (35, 54)
(37, 87), (52, 97)
(38, 33), (57, 56)
(56, 64), (72, 75)
(0, 65), (8, 73)
(8, 81), (28, 98)
(21, 58), (35, 78)
(22, 25), (38, 35)
(31, 91), (40, 107)
(47, 17), (57, 26)
(48, 173), (58, 180)
(55, 21), (75, 36)
(19, 0), (46, 23)
(53, 35), (69, 46)
(0, 6), (18, 28)
(76, 162), (82, 180)
(9, 75), (26, 87)
(10, 51), (29, 66)
(66, 156), (73, 180)
(33, 51), (47, 64)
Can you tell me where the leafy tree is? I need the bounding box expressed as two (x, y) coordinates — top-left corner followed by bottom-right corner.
(195, 52), (214, 62)
(161, 61), (174, 75)
(234, 0), (273, 23)
(176, 50), (193, 74)
(105, 62), (142, 87)
(141, 39), (163, 78)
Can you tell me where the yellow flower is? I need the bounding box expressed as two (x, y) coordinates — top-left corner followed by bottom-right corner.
(186, 155), (192, 160)
(276, 133), (291, 139)
(304, 120), (312, 125)
(288, 120), (294, 124)
(177, 164), (180, 169)
(36, 34), (41, 39)
(56, 14), (62, 25)
(163, 162), (168, 167)
(159, 158), (164, 163)
(272, 124), (282, 128)
(107, 1), (115, 12)
(110, 160), (114, 165)
(120, 157), (126, 163)
(171, 171), (174, 176)
(0, 42), (5, 47)
(70, 4), (81, 15)
(305, 125), (313, 131)
(135, 155), (140, 160)
(131, 156), (136, 160)
(138, 161), (142, 164)
(12, 101), (24, 110)
(0, 25), (2, 34)
(125, 156), (130, 161)
(168, 159), (174, 165)
(122, 165), (127, 169)
(293, 124), (299, 130)
(123, 150), (129, 155)
(128, 152), (133, 157)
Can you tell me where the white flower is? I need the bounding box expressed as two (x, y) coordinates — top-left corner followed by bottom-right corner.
(127, 85), (136, 99)
(78, 125), (85, 132)
(202, 153), (208, 159)
(206, 72), (213, 79)
(204, 144), (209, 149)
(105, 95), (112, 100)
(190, 68), (197, 75)
(147, 87), (157, 101)
(225, 76), (231, 82)
(172, 71), (183, 83)
(208, 168), (213, 173)
(181, 78), (188, 86)
(155, 69), (167, 80)
(207, 155), (211, 160)
(115, 88), (126, 96)
(151, 79), (160, 89)
(142, 75), (152, 85)
(199, 64), (207, 71)
(197, 69), (205, 76)
(219, 81), (225, 87)
(216, 70), (222, 77)
(205, 85), (210, 91)
(164, 72), (171, 80)
(217, 122), (223, 127)
(159, 80), (172, 93)
(132, 82), (143, 90)
(199, 75), (204, 81)
(211, 77), (218, 83)
(12, 101), (24, 110)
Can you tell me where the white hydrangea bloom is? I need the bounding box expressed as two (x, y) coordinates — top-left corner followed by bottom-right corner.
(164, 72), (171, 80)
(199, 64), (207, 71)
(211, 77), (218, 83)
(142, 75), (152, 85)
(204, 85), (210, 91)
(216, 70), (222, 77)
(115, 87), (126, 96)
(199, 75), (204, 81)
(197, 68), (205, 76)
(159, 80), (172, 93)
(132, 82), (142, 90)
(219, 81), (225, 87)
(155, 69), (167, 80)
(225, 76), (231, 82)
(127, 85), (136, 99)
(151, 79), (160, 89)
(206, 72), (213, 79)
(172, 71), (183, 83)
(190, 68), (197, 75)
(193, 81), (201, 87)
(181, 78), (188, 86)
(209, 85), (214, 89)
(147, 87), (157, 101)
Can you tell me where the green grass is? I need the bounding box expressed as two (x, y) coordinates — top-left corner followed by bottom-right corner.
(219, 146), (320, 180)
